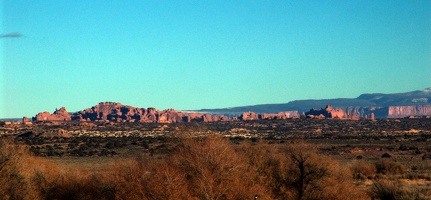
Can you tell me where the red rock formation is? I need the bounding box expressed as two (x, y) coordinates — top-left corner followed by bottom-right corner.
(34, 107), (71, 121)
(259, 111), (299, 120)
(240, 112), (259, 120)
(305, 105), (346, 119)
(34, 112), (51, 121)
(22, 116), (28, 123)
(32, 102), (303, 123)
(34, 102), (230, 123)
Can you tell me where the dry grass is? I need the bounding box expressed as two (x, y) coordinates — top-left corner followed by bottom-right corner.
(371, 179), (431, 200)
(375, 158), (407, 175)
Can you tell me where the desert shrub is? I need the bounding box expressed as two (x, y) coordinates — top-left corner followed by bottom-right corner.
(351, 160), (377, 177)
(319, 162), (369, 200)
(236, 139), (284, 199)
(139, 161), (191, 200)
(398, 144), (409, 151)
(34, 168), (116, 200)
(240, 141), (367, 200)
(173, 135), (267, 200)
(111, 159), (148, 199)
(382, 152), (392, 158)
(1, 135), (372, 200)
(0, 138), (59, 200)
(44, 172), (116, 200)
(375, 158), (406, 175)
(282, 142), (367, 200)
(0, 138), (31, 199)
(112, 157), (194, 200)
(371, 179), (427, 200)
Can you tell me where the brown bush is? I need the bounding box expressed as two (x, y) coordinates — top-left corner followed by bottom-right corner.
(371, 179), (427, 200)
(37, 167), (116, 200)
(236, 141), (282, 197)
(320, 161), (369, 200)
(142, 161), (191, 200)
(0, 138), (32, 199)
(351, 160), (377, 179)
(173, 135), (267, 200)
(111, 158), (148, 199)
(240, 140), (367, 200)
(375, 158), (407, 175)
(1, 138), (116, 200)
(112, 158), (192, 200)
(0, 138), (60, 200)
(282, 142), (367, 200)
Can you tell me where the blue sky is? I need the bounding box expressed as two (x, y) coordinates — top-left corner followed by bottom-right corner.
(1, 0), (431, 118)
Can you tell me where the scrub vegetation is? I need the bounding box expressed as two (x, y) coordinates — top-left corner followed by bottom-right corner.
(2, 118), (431, 199)
(3, 135), (431, 200)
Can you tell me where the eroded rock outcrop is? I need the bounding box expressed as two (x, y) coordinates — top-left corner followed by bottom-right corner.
(34, 107), (71, 121)
(239, 111), (299, 120)
(305, 105), (346, 119)
(239, 112), (259, 121)
(259, 111), (299, 120)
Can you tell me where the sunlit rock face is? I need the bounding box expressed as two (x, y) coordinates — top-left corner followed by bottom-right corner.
(305, 105), (346, 119)
(34, 107), (71, 121)
(387, 105), (431, 118)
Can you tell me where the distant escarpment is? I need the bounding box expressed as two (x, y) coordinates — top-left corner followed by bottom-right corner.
(196, 88), (431, 118)
(33, 102), (229, 123)
(387, 105), (431, 118)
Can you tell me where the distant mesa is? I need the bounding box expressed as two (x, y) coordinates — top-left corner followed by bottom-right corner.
(195, 88), (431, 118)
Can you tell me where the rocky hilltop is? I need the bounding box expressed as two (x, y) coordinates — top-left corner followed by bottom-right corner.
(33, 102), (229, 123)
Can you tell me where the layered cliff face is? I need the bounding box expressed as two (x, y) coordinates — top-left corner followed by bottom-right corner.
(34, 102), (229, 123)
(387, 105), (431, 118)
(341, 105), (431, 118)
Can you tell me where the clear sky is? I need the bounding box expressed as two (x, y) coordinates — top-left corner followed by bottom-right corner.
(1, 0), (431, 118)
